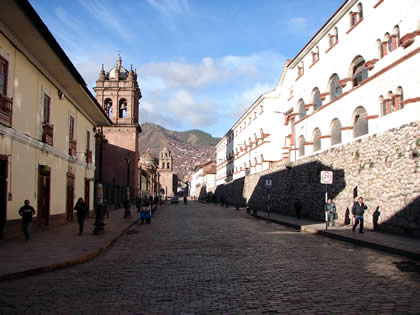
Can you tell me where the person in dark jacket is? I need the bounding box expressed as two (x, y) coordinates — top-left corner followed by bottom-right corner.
(74, 197), (87, 235)
(18, 200), (36, 240)
(325, 198), (337, 227)
(352, 196), (367, 233)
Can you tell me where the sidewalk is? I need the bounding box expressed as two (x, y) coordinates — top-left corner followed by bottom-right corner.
(250, 209), (420, 261)
(0, 207), (140, 282)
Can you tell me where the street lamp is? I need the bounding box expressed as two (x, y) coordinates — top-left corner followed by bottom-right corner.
(93, 127), (105, 235)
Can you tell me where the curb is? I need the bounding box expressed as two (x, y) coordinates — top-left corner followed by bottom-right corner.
(316, 229), (420, 261)
(250, 214), (420, 262)
(0, 218), (140, 282)
(254, 214), (301, 230)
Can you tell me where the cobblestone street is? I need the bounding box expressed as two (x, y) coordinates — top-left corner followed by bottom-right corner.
(1, 202), (420, 314)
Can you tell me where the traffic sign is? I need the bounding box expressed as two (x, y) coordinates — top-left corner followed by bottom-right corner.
(265, 179), (272, 188)
(320, 171), (333, 184)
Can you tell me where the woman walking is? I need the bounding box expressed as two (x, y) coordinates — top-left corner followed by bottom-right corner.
(74, 197), (87, 235)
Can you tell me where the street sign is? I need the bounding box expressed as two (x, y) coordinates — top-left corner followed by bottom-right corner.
(320, 171), (333, 184)
(265, 179), (272, 188)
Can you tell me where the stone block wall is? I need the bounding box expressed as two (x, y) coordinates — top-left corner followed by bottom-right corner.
(215, 122), (420, 237)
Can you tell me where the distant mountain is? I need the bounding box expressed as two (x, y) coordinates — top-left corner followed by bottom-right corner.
(139, 123), (220, 181)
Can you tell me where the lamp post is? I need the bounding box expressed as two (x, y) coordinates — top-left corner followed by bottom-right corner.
(93, 128), (105, 235)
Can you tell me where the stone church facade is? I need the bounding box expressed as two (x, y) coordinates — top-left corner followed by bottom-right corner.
(93, 56), (142, 206)
(158, 147), (178, 198)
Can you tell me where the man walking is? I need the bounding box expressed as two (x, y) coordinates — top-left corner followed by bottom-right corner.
(352, 196), (367, 233)
(18, 200), (36, 240)
(325, 198), (337, 227)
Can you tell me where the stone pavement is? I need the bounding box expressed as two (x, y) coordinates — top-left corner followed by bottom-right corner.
(1, 202), (419, 285)
(250, 208), (420, 261)
(0, 207), (139, 281)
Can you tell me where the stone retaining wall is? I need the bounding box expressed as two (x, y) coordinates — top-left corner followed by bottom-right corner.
(216, 121), (420, 237)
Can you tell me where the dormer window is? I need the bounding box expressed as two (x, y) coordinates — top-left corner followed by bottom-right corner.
(328, 27), (339, 49)
(297, 62), (304, 78)
(311, 47), (319, 65)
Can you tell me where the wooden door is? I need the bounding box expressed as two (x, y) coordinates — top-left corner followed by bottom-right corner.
(0, 157), (7, 238)
(37, 167), (50, 226)
(66, 173), (74, 221)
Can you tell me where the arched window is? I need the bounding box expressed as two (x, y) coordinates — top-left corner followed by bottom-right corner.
(329, 74), (342, 100)
(119, 98), (127, 118)
(395, 86), (403, 110)
(298, 136), (305, 157)
(392, 25), (400, 51)
(297, 61), (304, 77)
(312, 46), (319, 64)
(260, 128), (264, 139)
(104, 98), (113, 118)
(329, 27), (338, 47)
(298, 99), (306, 118)
(330, 118), (342, 146)
(377, 39), (383, 59)
(167, 162), (170, 169)
(312, 88), (322, 110)
(260, 154), (264, 163)
(352, 56), (368, 87)
(353, 106), (368, 138)
(312, 128), (321, 152)
(388, 91), (396, 113)
(358, 3), (363, 19)
(380, 96), (386, 116)
(254, 157), (257, 166)
(162, 162), (165, 168)
(254, 133), (258, 142)
(383, 33), (390, 57)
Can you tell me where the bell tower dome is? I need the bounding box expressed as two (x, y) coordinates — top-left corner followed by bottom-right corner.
(93, 54), (141, 126)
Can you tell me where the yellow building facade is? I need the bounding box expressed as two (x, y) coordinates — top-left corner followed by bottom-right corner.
(0, 1), (111, 239)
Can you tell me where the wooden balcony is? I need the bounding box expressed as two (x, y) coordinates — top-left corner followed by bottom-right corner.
(42, 122), (54, 146)
(86, 150), (92, 164)
(0, 94), (13, 127)
(69, 139), (77, 158)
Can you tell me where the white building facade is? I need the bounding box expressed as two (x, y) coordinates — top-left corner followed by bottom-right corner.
(216, 0), (420, 186)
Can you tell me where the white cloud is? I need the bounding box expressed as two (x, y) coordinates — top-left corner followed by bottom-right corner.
(147, 0), (191, 16)
(140, 57), (231, 89)
(222, 51), (286, 80)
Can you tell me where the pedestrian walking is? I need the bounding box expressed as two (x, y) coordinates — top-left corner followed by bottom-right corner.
(324, 198), (337, 227)
(74, 197), (87, 235)
(352, 196), (367, 233)
(18, 200), (36, 240)
(183, 195), (188, 205)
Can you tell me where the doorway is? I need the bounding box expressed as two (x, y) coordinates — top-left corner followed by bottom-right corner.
(0, 156), (7, 239)
(38, 166), (50, 226)
(66, 173), (74, 221)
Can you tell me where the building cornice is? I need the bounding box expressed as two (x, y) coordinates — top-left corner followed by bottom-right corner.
(289, 0), (356, 68)
(0, 125), (94, 169)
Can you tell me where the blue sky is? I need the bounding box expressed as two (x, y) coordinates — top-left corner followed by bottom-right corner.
(29, 0), (344, 137)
